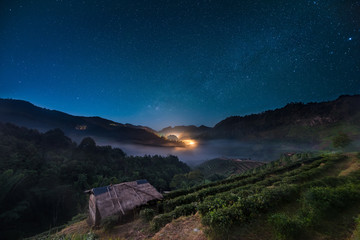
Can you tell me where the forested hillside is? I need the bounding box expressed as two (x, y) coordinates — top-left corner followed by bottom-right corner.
(0, 123), (190, 239)
(204, 95), (360, 143)
(0, 99), (178, 146)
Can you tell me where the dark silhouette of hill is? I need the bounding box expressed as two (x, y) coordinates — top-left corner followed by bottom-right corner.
(0, 99), (179, 146)
(162, 95), (360, 144)
(203, 95), (360, 143)
(1, 95), (359, 146)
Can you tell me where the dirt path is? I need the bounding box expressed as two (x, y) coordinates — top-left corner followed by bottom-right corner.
(58, 218), (154, 240)
(57, 220), (90, 236)
(338, 153), (360, 176)
(151, 214), (207, 240)
(101, 218), (153, 240)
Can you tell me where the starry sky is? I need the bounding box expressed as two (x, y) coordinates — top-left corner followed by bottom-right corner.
(1, 0), (359, 130)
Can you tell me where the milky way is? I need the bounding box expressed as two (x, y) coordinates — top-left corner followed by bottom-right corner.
(1, 0), (359, 129)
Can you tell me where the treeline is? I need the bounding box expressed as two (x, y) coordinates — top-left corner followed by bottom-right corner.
(0, 123), (190, 239)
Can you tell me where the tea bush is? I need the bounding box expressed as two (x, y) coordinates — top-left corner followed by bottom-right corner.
(269, 213), (304, 240)
(140, 208), (156, 221)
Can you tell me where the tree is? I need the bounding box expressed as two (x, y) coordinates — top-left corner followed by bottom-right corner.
(78, 137), (96, 150)
(332, 133), (351, 149)
(188, 171), (204, 185)
(43, 128), (72, 148)
(0, 124), (192, 238)
(170, 174), (188, 189)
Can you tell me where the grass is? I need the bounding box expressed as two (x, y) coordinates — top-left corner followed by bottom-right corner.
(350, 215), (360, 240)
(25, 214), (88, 240)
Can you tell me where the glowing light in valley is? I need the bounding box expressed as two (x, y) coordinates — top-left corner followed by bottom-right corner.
(182, 139), (197, 148)
(174, 139), (198, 151)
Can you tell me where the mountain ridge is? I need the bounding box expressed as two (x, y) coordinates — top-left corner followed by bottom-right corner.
(1, 94), (359, 146)
(0, 98), (178, 146)
(161, 95), (360, 144)
(203, 94), (360, 143)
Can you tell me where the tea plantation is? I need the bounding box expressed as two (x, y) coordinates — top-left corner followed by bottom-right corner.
(145, 152), (360, 240)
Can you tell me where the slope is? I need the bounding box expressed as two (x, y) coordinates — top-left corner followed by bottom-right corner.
(204, 95), (360, 144)
(0, 98), (180, 146)
(0, 122), (190, 239)
(159, 95), (360, 146)
(195, 158), (264, 179)
(149, 152), (360, 240)
(49, 152), (360, 240)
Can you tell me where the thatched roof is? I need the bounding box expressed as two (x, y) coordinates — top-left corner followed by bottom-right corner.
(88, 180), (162, 220)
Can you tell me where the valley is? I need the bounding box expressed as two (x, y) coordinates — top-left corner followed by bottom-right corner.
(1, 95), (359, 165)
(2, 0), (359, 239)
(0, 96), (359, 239)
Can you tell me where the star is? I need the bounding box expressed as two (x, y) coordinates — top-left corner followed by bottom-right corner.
(1, 0), (359, 129)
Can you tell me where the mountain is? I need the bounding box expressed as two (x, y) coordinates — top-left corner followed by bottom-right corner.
(2, 95), (359, 147)
(0, 99), (180, 146)
(204, 95), (360, 143)
(161, 95), (360, 145)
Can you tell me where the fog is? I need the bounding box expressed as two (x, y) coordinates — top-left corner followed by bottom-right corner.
(92, 138), (317, 167)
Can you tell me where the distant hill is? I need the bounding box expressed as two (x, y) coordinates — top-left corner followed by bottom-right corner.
(204, 95), (360, 143)
(195, 158), (264, 178)
(162, 95), (360, 146)
(2, 95), (359, 147)
(0, 99), (180, 146)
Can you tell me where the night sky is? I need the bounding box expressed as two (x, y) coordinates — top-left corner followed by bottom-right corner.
(1, 0), (359, 130)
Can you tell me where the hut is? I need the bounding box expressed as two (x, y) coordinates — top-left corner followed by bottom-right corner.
(86, 179), (163, 226)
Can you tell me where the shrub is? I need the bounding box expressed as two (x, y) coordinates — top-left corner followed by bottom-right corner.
(332, 133), (351, 149)
(200, 184), (300, 233)
(352, 215), (360, 240)
(198, 196), (232, 215)
(303, 184), (360, 216)
(268, 213), (304, 240)
(173, 203), (197, 217)
(202, 206), (239, 234)
(140, 208), (156, 221)
(150, 213), (173, 231)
